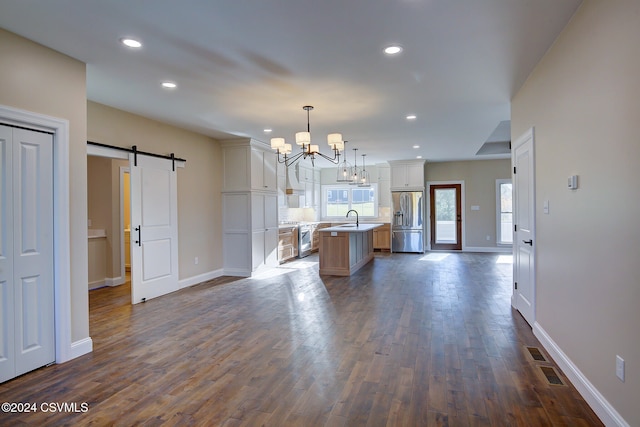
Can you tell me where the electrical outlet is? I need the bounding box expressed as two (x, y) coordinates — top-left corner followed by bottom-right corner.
(486, 235), (491, 241)
(616, 355), (625, 382)
(194, 257), (199, 265)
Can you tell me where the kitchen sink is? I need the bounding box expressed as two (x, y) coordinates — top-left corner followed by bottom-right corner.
(338, 224), (359, 228)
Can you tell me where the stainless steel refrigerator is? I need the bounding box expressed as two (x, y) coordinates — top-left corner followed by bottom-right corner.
(391, 191), (425, 253)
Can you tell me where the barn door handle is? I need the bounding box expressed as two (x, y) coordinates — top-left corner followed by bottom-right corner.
(522, 239), (532, 246)
(135, 226), (141, 246)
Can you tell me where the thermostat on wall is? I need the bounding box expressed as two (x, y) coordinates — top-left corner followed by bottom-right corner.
(568, 175), (578, 189)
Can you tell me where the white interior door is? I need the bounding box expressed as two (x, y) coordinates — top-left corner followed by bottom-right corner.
(0, 125), (55, 383)
(129, 153), (179, 304)
(513, 129), (535, 326)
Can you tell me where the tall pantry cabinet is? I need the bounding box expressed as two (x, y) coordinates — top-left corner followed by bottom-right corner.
(221, 139), (278, 276)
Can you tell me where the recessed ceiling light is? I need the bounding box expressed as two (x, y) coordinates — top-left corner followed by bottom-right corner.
(264, 128), (272, 133)
(161, 81), (177, 89)
(416, 155), (423, 159)
(406, 114), (417, 120)
(384, 45), (403, 55)
(120, 38), (142, 48)
(413, 145), (420, 149)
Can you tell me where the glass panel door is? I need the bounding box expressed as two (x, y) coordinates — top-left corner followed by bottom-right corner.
(434, 188), (456, 243)
(430, 184), (462, 250)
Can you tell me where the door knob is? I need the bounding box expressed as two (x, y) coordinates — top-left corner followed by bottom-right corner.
(522, 239), (533, 246)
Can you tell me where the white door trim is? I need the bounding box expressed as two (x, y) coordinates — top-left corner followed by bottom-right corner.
(511, 127), (536, 323)
(0, 104), (83, 363)
(119, 166), (130, 283)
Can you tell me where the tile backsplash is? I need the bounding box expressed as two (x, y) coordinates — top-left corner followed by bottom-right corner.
(279, 206), (390, 223)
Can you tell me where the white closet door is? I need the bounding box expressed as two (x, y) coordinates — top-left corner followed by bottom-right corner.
(129, 153), (179, 304)
(0, 125), (55, 382)
(0, 125), (15, 382)
(513, 130), (536, 326)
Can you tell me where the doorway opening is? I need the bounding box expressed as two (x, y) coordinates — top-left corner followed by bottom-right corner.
(87, 156), (131, 299)
(122, 168), (131, 278)
(87, 142), (182, 306)
(429, 183), (462, 250)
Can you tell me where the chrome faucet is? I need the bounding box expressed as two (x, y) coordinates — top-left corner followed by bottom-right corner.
(346, 209), (359, 226)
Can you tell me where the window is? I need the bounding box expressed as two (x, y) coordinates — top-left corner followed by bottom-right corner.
(496, 179), (513, 244)
(323, 184), (378, 218)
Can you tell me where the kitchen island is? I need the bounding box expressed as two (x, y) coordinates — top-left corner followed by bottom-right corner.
(318, 223), (383, 276)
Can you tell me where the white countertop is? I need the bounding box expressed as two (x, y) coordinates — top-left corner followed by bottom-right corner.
(319, 223), (384, 233)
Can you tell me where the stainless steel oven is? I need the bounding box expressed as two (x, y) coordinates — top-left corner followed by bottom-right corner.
(298, 223), (312, 258)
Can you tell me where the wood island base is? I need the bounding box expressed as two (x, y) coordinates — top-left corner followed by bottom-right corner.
(318, 224), (383, 276)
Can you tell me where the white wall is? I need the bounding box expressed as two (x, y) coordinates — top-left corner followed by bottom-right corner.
(426, 159), (511, 249)
(511, 0), (640, 424)
(87, 102), (224, 282)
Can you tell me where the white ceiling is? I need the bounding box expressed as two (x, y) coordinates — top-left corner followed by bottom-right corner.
(0, 0), (581, 165)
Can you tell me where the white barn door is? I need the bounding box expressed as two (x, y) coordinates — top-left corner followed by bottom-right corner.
(129, 153), (179, 304)
(0, 125), (55, 383)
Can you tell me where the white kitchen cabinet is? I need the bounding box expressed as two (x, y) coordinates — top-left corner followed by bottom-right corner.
(296, 164), (312, 208)
(377, 164), (391, 181)
(297, 164), (313, 183)
(223, 191), (278, 276)
(221, 139), (277, 192)
(264, 228), (279, 267)
(251, 146), (277, 191)
(389, 160), (425, 190)
(377, 164), (391, 207)
(277, 161), (287, 207)
(222, 193), (251, 275)
(222, 144), (250, 191)
(260, 194), (279, 268)
(251, 192), (277, 229)
(252, 226), (278, 271)
(313, 169), (321, 212)
(221, 139), (279, 276)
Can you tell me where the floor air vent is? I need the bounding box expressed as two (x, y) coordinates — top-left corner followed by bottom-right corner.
(526, 346), (547, 362)
(540, 366), (564, 386)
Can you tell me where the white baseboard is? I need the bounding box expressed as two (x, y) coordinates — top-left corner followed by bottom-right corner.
(67, 337), (93, 361)
(88, 280), (105, 290)
(89, 276), (125, 290)
(178, 268), (225, 289)
(533, 323), (629, 427)
(222, 268), (251, 277)
(106, 276), (125, 287)
(462, 246), (512, 253)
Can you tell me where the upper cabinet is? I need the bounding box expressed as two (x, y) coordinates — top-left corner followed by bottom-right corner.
(376, 164), (391, 207)
(297, 164), (314, 208)
(251, 146), (277, 191)
(221, 139), (277, 192)
(389, 160), (426, 190)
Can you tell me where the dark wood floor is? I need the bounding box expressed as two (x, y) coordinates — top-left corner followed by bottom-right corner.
(0, 252), (602, 426)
